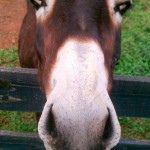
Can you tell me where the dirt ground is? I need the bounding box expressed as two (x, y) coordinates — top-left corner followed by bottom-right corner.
(0, 0), (27, 48)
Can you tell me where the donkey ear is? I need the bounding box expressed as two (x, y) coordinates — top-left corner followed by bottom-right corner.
(115, 0), (132, 15)
(30, 0), (47, 10)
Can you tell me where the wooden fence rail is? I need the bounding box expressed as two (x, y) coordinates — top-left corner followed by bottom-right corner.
(0, 67), (150, 150)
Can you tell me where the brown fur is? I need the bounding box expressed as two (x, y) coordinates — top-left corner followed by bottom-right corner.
(18, 0), (41, 121)
(18, 0), (38, 68)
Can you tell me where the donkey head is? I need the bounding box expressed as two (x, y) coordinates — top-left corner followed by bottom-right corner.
(29, 0), (132, 149)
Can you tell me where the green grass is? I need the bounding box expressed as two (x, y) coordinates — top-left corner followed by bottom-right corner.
(0, 0), (150, 140)
(115, 0), (150, 76)
(0, 46), (19, 67)
(116, 0), (150, 139)
(120, 117), (150, 140)
(0, 111), (37, 132)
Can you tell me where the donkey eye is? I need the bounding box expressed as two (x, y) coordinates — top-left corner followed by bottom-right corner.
(30, 0), (47, 10)
(114, 1), (132, 15)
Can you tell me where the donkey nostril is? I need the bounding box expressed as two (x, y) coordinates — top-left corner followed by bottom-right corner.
(102, 114), (112, 140)
(46, 108), (58, 138)
(101, 107), (121, 149)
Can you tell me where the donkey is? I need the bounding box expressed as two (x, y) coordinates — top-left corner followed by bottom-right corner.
(18, 0), (132, 149)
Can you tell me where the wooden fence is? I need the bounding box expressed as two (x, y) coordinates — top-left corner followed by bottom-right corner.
(0, 67), (150, 150)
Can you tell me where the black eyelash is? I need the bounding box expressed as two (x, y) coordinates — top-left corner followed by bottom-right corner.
(30, 0), (47, 10)
(114, 1), (132, 15)
(114, 5), (120, 13)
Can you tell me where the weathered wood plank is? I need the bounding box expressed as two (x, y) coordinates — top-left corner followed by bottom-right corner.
(1, 131), (150, 150)
(0, 67), (38, 86)
(0, 67), (150, 117)
(0, 67), (46, 112)
(0, 130), (44, 150)
(0, 84), (46, 112)
(111, 75), (150, 117)
(113, 138), (150, 150)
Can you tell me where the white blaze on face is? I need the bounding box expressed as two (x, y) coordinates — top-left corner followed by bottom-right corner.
(46, 38), (108, 100)
(36, 0), (56, 19)
(43, 38), (109, 149)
